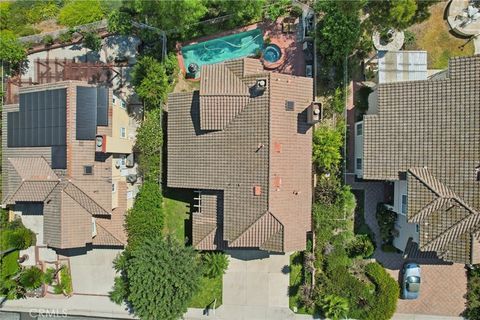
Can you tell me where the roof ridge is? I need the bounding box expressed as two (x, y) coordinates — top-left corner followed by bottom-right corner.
(63, 182), (110, 216)
(421, 210), (480, 254)
(95, 219), (126, 246)
(410, 197), (453, 223)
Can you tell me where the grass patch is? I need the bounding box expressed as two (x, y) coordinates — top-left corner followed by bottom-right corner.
(163, 188), (191, 243)
(407, 2), (474, 69)
(188, 275), (222, 309)
(1, 251), (20, 278)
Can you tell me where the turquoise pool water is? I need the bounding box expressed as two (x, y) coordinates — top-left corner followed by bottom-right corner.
(182, 29), (263, 78)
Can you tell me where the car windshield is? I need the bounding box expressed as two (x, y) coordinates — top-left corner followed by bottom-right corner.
(406, 276), (420, 292)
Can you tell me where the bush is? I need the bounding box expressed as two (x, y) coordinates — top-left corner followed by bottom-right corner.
(313, 124), (344, 173)
(53, 266), (72, 295)
(19, 267), (44, 289)
(347, 235), (374, 258)
(41, 34), (54, 46)
(364, 262), (399, 320)
(125, 181), (164, 247)
(135, 108), (162, 182)
(5, 227), (36, 250)
(58, 0), (105, 27)
(403, 30), (416, 49)
(43, 267), (55, 285)
(266, 0), (290, 21)
(82, 31), (101, 52)
(319, 294), (349, 320)
(202, 252), (229, 279)
(465, 266), (480, 320)
(375, 203), (397, 248)
(0, 30), (26, 67)
(315, 173), (343, 205)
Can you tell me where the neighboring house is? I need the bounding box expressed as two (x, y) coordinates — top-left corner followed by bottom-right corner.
(167, 58), (319, 252)
(355, 55), (480, 264)
(2, 81), (139, 251)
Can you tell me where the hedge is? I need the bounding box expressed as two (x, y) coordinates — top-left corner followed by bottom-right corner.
(364, 262), (399, 320)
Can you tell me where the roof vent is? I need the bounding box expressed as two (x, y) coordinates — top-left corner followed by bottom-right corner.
(285, 101), (295, 111)
(254, 185), (262, 196)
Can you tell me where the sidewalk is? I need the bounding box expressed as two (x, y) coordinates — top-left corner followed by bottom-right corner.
(0, 296), (135, 319)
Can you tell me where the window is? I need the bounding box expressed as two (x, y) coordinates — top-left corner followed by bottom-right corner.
(83, 165), (93, 175)
(356, 123), (363, 136)
(121, 101), (126, 109)
(120, 127), (126, 138)
(416, 224), (419, 233)
(112, 98), (116, 104)
(112, 183), (116, 193)
(285, 100), (295, 111)
(356, 158), (362, 170)
(401, 194), (408, 214)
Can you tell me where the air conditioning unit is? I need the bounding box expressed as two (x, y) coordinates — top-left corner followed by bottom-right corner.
(126, 174), (137, 184)
(95, 135), (105, 152)
(126, 153), (135, 168)
(307, 102), (322, 124)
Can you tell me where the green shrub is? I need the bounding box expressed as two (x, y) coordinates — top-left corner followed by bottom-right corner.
(347, 235), (374, 258)
(19, 267), (44, 289)
(325, 245), (351, 273)
(313, 124), (344, 173)
(125, 181), (164, 247)
(53, 266), (72, 295)
(318, 294), (349, 320)
(0, 30), (26, 66)
(315, 173), (343, 205)
(43, 267), (55, 285)
(41, 34), (54, 46)
(0, 209), (8, 228)
(266, 0), (290, 21)
(403, 30), (416, 49)
(5, 227), (36, 250)
(202, 252), (229, 279)
(82, 31), (101, 52)
(364, 262), (399, 320)
(465, 266), (480, 319)
(58, 0), (105, 27)
(135, 108), (163, 182)
(58, 30), (75, 44)
(375, 203), (396, 247)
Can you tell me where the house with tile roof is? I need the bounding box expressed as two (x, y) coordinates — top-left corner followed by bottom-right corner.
(167, 58), (319, 252)
(354, 55), (480, 264)
(2, 81), (139, 251)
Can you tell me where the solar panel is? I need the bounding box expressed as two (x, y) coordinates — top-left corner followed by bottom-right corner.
(76, 87), (98, 140)
(7, 88), (67, 147)
(51, 145), (67, 169)
(96, 87), (108, 126)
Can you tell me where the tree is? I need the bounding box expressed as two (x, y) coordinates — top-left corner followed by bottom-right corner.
(125, 181), (163, 247)
(58, 0), (105, 27)
(110, 235), (202, 320)
(0, 30), (26, 70)
(82, 31), (102, 53)
(315, 0), (362, 65)
(320, 295), (349, 320)
(266, 0), (290, 21)
(19, 267), (44, 289)
(203, 252), (229, 278)
(389, 0), (417, 29)
(107, 9), (133, 35)
(135, 0), (207, 39)
(312, 124), (344, 172)
(131, 56), (170, 111)
(134, 108), (162, 181)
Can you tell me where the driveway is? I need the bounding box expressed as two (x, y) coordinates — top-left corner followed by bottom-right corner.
(215, 250), (295, 320)
(346, 175), (467, 317)
(69, 248), (122, 295)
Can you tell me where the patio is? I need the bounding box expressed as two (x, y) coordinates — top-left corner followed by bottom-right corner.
(176, 15), (312, 80)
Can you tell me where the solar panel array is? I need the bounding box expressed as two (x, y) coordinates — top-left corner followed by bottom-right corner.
(7, 88), (67, 147)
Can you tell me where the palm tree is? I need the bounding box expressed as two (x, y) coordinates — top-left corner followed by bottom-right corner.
(202, 252), (229, 279)
(19, 267), (44, 290)
(321, 295), (349, 320)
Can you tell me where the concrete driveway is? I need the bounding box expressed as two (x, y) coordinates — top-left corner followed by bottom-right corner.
(69, 248), (122, 295)
(216, 250), (295, 320)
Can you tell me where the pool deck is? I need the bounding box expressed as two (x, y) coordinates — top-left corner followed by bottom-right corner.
(176, 17), (306, 79)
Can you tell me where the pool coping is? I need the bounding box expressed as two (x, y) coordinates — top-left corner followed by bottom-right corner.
(176, 22), (263, 81)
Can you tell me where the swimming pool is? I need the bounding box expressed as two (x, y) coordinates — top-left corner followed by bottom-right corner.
(181, 29), (264, 78)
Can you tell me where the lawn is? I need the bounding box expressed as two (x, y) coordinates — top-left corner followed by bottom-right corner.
(289, 252), (309, 314)
(163, 188), (192, 243)
(188, 275), (222, 309)
(407, 2), (474, 69)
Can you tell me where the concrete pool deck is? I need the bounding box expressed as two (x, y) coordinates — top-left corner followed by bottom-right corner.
(176, 17), (306, 79)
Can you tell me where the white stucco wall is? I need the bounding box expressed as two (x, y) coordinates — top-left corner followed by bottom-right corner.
(393, 213), (419, 251)
(393, 180), (407, 215)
